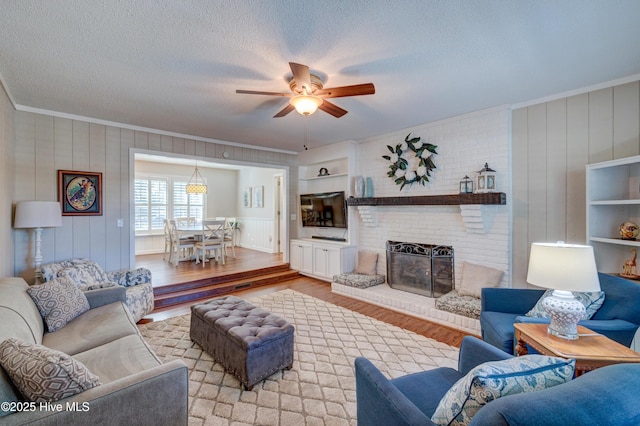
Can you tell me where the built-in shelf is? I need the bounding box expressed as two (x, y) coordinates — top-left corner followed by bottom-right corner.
(299, 173), (349, 181)
(346, 192), (506, 206)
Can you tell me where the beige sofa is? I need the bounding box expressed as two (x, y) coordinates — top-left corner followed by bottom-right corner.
(0, 277), (188, 425)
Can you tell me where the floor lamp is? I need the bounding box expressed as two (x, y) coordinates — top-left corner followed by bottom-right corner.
(14, 201), (63, 284)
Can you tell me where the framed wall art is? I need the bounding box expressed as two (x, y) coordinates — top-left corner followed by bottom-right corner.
(253, 185), (264, 208)
(243, 186), (252, 208)
(58, 170), (103, 216)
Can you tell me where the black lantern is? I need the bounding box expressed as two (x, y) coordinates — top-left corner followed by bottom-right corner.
(459, 175), (474, 194)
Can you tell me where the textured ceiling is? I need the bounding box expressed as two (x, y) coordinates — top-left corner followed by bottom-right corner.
(1, 1), (640, 153)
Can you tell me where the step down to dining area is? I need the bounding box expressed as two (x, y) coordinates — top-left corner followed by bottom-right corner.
(153, 264), (300, 309)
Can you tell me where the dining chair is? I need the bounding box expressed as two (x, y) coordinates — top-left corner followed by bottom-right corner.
(169, 219), (196, 267)
(194, 219), (226, 267)
(216, 217), (237, 259)
(163, 219), (172, 262)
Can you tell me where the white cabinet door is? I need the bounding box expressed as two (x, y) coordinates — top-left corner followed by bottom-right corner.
(312, 244), (330, 278)
(312, 244), (344, 279)
(290, 241), (312, 274)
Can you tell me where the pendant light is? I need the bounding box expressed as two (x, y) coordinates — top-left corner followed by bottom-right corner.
(186, 162), (207, 194)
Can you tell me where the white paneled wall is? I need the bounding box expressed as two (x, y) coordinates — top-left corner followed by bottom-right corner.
(238, 217), (275, 253)
(512, 80), (640, 287)
(354, 106), (511, 288)
(0, 85), (14, 278)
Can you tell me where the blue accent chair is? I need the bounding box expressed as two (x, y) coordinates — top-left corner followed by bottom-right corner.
(355, 336), (640, 425)
(480, 273), (640, 354)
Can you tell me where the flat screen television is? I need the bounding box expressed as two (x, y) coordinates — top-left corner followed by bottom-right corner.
(300, 191), (347, 228)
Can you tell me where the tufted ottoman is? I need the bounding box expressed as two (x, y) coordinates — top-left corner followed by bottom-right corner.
(190, 295), (295, 390)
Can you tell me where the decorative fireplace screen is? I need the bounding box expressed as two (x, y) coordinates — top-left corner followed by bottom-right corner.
(385, 241), (454, 298)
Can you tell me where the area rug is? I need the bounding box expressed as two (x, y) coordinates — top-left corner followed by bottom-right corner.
(138, 289), (459, 425)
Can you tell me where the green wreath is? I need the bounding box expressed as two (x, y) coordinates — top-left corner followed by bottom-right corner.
(382, 133), (438, 190)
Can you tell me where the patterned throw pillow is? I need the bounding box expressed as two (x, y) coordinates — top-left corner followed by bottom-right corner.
(431, 355), (575, 426)
(57, 264), (112, 291)
(0, 338), (100, 402)
(525, 290), (605, 319)
(27, 277), (90, 332)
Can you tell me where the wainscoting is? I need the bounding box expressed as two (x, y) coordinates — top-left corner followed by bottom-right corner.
(135, 216), (276, 255)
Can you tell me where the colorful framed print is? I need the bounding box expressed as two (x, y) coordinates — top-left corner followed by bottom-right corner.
(58, 170), (102, 216)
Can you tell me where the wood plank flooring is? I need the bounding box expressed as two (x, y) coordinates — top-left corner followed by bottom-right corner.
(137, 252), (474, 348)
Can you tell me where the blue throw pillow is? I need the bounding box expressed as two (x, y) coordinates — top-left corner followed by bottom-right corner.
(525, 290), (605, 319)
(431, 355), (575, 426)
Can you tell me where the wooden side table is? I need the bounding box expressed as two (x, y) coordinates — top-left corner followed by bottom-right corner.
(514, 323), (640, 376)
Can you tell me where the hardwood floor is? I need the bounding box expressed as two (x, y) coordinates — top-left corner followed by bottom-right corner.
(137, 252), (474, 348)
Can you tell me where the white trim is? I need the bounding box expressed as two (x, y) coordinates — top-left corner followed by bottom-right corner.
(14, 104), (297, 155)
(0, 71), (17, 109)
(512, 73), (640, 110)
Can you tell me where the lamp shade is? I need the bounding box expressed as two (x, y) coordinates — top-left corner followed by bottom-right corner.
(526, 242), (600, 292)
(14, 201), (63, 229)
(290, 95), (323, 116)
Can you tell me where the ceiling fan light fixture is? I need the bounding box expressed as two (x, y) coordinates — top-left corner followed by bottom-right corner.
(290, 95), (323, 116)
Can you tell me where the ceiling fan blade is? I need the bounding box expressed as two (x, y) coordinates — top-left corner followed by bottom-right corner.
(274, 104), (295, 118)
(289, 62), (312, 93)
(318, 100), (348, 118)
(236, 89), (292, 97)
(315, 83), (375, 98)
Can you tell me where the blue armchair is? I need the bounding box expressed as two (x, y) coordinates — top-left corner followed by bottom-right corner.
(355, 336), (640, 425)
(480, 272), (640, 354)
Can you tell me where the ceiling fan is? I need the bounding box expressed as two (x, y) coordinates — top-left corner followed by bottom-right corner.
(236, 62), (375, 118)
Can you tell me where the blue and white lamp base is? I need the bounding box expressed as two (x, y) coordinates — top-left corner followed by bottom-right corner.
(542, 290), (586, 340)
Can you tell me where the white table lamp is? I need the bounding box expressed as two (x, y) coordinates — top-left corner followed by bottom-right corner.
(14, 201), (63, 284)
(526, 242), (600, 340)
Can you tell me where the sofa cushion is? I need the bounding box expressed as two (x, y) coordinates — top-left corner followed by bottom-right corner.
(431, 355), (575, 426)
(42, 301), (138, 355)
(0, 278), (44, 345)
(355, 251), (378, 275)
(0, 338), (100, 403)
(458, 262), (503, 299)
(526, 290), (605, 320)
(57, 265), (115, 291)
(435, 290), (481, 319)
(73, 334), (161, 383)
(27, 277), (90, 332)
(333, 273), (385, 288)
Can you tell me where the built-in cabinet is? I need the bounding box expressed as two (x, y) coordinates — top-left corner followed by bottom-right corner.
(289, 239), (312, 274)
(586, 155), (640, 273)
(290, 239), (356, 281)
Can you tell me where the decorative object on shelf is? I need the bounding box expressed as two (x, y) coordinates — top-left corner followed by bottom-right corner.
(526, 242), (600, 340)
(382, 133), (438, 190)
(318, 167), (330, 177)
(13, 201), (63, 284)
(355, 176), (365, 197)
(621, 248), (639, 279)
(365, 177), (374, 197)
(186, 162), (207, 194)
(619, 221), (639, 240)
(459, 175), (474, 194)
(57, 170), (102, 215)
(476, 163), (496, 193)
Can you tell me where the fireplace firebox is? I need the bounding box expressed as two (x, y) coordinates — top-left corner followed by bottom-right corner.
(385, 241), (454, 297)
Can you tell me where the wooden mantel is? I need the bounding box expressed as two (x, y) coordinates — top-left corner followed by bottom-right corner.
(346, 192), (506, 206)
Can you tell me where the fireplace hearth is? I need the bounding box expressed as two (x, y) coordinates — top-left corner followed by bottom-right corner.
(386, 241), (454, 298)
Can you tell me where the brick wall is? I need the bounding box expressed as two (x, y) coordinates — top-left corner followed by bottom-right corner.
(354, 106), (511, 288)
